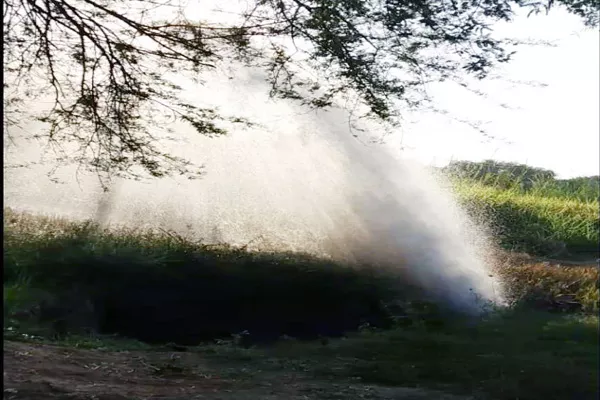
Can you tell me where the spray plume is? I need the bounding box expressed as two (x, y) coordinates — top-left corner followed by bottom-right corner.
(4, 63), (503, 315)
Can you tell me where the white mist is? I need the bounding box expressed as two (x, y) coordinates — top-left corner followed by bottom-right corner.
(4, 62), (503, 315)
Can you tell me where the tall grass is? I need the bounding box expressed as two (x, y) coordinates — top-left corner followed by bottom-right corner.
(443, 160), (599, 203)
(4, 205), (598, 326)
(453, 181), (599, 255)
(3, 207), (408, 344)
(529, 177), (600, 202)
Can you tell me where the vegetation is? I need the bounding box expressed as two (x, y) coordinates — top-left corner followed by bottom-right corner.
(3, 208), (404, 344)
(5, 304), (599, 400)
(5, 1), (599, 397)
(4, 0), (599, 183)
(444, 159), (599, 202)
(454, 182), (598, 255)
(444, 160), (599, 255)
(444, 160), (558, 191)
(3, 164), (599, 400)
(277, 312), (600, 400)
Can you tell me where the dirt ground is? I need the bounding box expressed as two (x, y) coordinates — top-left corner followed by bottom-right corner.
(4, 341), (471, 400)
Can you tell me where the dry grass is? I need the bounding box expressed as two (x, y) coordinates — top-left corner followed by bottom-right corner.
(491, 251), (599, 312)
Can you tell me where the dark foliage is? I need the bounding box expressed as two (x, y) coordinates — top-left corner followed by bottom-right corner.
(4, 232), (404, 344)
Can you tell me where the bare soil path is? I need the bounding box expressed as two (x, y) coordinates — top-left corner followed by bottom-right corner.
(4, 341), (471, 400)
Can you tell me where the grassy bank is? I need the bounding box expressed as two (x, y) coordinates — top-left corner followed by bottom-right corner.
(4, 199), (599, 400)
(453, 181), (599, 256)
(5, 206), (598, 325)
(3, 208), (405, 344)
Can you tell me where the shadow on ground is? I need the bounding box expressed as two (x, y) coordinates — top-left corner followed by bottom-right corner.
(3, 341), (470, 400)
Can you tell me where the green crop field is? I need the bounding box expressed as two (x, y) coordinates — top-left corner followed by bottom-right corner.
(454, 181), (598, 256)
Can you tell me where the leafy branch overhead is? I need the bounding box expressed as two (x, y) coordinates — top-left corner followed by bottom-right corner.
(4, 0), (599, 179)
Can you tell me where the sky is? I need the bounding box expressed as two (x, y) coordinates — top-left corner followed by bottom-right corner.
(393, 8), (599, 178)
(197, 2), (599, 178)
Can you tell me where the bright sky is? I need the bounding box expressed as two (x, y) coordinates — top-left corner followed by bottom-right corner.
(394, 8), (599, 179)
(6, 3), (598, 180)
(178, 1), (599, 179)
